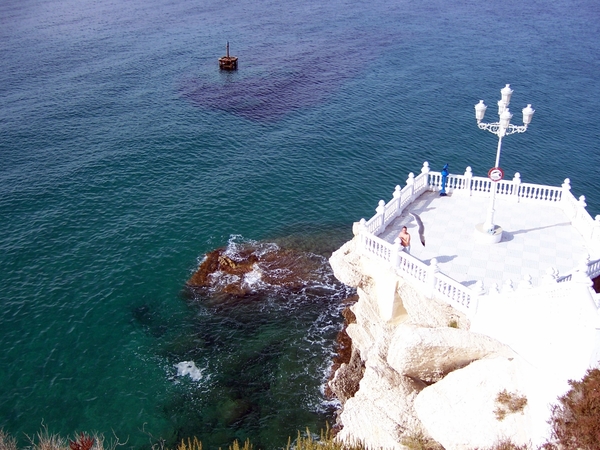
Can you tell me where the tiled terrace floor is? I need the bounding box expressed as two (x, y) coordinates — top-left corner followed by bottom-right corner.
(379, 191), (590, 291)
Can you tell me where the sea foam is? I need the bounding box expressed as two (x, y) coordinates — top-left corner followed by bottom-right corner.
(175, 361), (203, 381)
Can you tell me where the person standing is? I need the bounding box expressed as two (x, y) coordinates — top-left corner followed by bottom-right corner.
(398, 226), (411, 254)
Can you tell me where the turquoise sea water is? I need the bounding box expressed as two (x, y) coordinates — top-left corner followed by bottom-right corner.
(1, 0), (599, 448)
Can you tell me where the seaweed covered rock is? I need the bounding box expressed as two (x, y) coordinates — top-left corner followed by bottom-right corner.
(187, 241), (335, 298)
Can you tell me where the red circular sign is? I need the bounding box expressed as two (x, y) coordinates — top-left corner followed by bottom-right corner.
(488, 167), (504, 182)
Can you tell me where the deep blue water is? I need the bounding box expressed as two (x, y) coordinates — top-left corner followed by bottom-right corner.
(1, 0), (599, 448)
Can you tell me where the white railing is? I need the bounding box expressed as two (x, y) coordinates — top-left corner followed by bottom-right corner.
(362, 233), (394, 263)
(589, 259), (600, 279)
(365, 165), (432, 235)
(437, 168), (564, 203)
(357, 162), (600, 315)
(359, 220), (476, 315)
(434, 271), (476, 311)
(556, 257), (600, 283)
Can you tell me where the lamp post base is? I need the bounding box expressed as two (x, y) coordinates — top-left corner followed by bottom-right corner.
(474, 223), (503, 244)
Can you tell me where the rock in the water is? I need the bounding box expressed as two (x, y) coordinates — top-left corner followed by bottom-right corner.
(187, 243), (329, 297)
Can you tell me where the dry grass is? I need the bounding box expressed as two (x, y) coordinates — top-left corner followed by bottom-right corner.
(400, 430), (444, 450)
(177, 437), (202, 450)
(494, 390), (528, 421)
(26, 427), (68, 450)
(227, 439), (252, 450)
(477, 439), (532, 450)
(176, 426), (366, 450)
(283, 427), (366, 450)
(0, 430), (18, 450)
(547, 367), (600, 450)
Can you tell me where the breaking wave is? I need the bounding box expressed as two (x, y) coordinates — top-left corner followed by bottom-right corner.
(175, 361), (204, 382)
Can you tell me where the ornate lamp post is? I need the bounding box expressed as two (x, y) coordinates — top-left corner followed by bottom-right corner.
(474, 84), (535, 243)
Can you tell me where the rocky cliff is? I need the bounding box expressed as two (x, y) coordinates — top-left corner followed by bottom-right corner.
(327, 236), (597, 449)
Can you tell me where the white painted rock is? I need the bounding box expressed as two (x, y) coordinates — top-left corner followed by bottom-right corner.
(337, 362), (427, 450)
(414, 356), (533, 450)
(398, 280), (467, 329)
(387, 325), (513, 383)
(329, 239), (364, 288)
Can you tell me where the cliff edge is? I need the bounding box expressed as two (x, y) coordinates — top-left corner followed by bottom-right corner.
(328, 235), (600, 449)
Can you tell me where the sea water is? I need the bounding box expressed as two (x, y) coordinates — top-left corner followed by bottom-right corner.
(1, 0), (599, 448)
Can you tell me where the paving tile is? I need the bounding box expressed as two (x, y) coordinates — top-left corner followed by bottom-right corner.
(376, 190), (591, 292)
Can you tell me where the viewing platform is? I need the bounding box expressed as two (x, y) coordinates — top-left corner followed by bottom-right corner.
(355, 162), (600, 316)
(336, 81), (599, 448)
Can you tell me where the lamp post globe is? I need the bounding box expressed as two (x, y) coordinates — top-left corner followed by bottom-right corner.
(522, 104), (535, 126)
(499, 108), (512, 132)
(497, 100), (507, 116)
(501, 84), (513, 105)
(475, 100), (487, 123)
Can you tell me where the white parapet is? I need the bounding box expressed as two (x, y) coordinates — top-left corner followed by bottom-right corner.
(356, 162), (600, 320)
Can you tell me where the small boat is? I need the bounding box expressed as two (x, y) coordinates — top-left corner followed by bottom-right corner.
(219, 41), (238, 70)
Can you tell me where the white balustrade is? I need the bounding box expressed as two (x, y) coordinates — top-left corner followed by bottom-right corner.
(400, 184), (413, 210)
(471, 177), (491, 194)
(589, 258), (600, 279)
(397, 252), (429, 283)
(383, 196), (400, 227)
(594, 216), (600, 244)
(428, 172), (442, 190)
(362, 233), (393, 262)
(518, 184), (563, 202)
(446, 175), (463, 191)
(413, 172), (429, 197)
(433, 272), (476, 313)
(557, 257), (600, 283)
(512, 173), (521, 197)
(364, 214), (382, 234)
(462, 167), (473, 193)
(356, 162), (600, 315)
